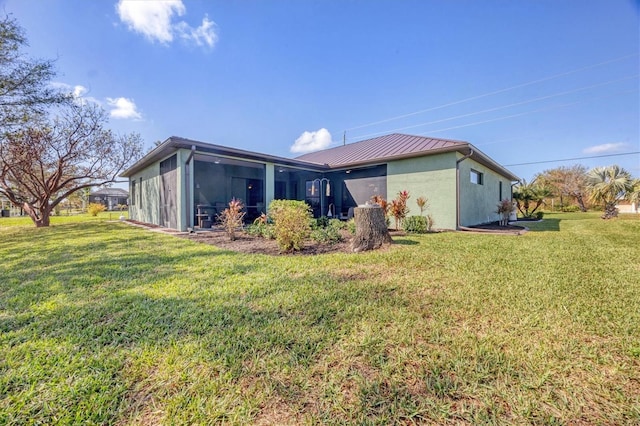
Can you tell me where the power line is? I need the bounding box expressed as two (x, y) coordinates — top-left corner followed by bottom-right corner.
(505, 151), (640, 167)
(411, 89), (638, 136)
(344, 52), (639, 133)
(350, 74), (638, 140)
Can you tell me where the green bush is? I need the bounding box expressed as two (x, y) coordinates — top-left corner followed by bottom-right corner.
(245, 222), (275, 239)
(268, 199), (312, 251)
(562, 205), (580, 212)
(346, 218), (356, 235)
(328, 218), (347, 231)
(315, 216), (331, 229)
(402, 215), (428, 233)
(87, 203), (106, 217)
(310, 226), (343, 244)
(535, 211), (544, 220)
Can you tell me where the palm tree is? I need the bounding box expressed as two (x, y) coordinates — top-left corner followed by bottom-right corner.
(586, 165), (633, 219)
(627, 178), (640, 212)
(512, 179), (552, 218)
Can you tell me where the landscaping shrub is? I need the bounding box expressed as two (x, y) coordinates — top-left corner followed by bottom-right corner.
(535, 211), (544, 220)
(309, 218), (346, 244)
(346, 218), (356, 235)
(416, 196), (428, 215)
(562, 205), (580, 212)
(403, 215), (428, 233)
(310, 226), (343, 244)
(245, 222), (275, 239)
(315, 216), (331, 229)
(87, 202), (106, 217)
(328, 218), (347, 231)
(390, 190), (410, 230)
(268, 199), (312, 251)
(217, 198), (245, 241)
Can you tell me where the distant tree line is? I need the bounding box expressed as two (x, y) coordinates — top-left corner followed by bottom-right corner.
(514, 164), (639, 219)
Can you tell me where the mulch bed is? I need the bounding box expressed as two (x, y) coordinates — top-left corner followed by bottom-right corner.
(125, 220), (526, 255)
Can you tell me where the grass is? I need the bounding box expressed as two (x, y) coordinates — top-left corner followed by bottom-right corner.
(0, 212), (638, 424)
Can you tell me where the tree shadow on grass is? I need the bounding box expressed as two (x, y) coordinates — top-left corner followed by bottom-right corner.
(392, 238), (420, 246)
(523, 218), (561, 232)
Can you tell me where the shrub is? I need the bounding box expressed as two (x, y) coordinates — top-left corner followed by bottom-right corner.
(390, 190), (410, 230)
(310, 226), (343, 244)
(371, 195), (390, 217)
(269, 199), (312, 251)
(535, 211), (544, 220)
(315, 216), (331, 229)
(346, 218), (356, 235)
(328, 218), (347, 231)
(496, 199), (515, 226)
(87, 202), (106, 217)
(217, 198), (245, 241)
(562, 205), (580, 212)
(416, 196), (428, 215)
(245, 222), (275, 239)
(403, 215), (428, 233)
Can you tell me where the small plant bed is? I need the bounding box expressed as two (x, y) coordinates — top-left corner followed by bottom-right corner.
(181, 227), (407, 255)
(182, 227), (353, 255)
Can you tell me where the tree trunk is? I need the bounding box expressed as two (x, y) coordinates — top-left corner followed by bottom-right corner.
(602, 202), (618, 219)
(351, 205), (393, 253)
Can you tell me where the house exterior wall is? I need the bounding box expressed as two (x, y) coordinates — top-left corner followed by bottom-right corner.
(387, 152), (458, 230)
(458, 155), (514, 226)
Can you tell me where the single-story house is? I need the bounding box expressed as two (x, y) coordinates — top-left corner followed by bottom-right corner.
(121, 133), (519, 231)
(616, 200), (638, 214)
(89, 187), (129, 211)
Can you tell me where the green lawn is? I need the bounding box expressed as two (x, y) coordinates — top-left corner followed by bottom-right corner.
(1, 213), (638, 424)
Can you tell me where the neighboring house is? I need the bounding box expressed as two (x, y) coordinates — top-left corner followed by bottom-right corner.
(121, 133), (519, 231)
(89, 188), (129, 211)
(616, 200), (638, 214)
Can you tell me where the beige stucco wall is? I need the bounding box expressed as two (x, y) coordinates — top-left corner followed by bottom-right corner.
(387, 152), (458, 230)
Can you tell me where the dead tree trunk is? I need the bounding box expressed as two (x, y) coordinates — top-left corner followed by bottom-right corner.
(351, 205), (393, 252)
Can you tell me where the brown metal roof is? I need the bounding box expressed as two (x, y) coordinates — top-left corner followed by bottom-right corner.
(295, 133), (468, 166)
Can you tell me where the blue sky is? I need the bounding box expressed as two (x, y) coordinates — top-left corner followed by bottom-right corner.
(4, 0), (639, 181)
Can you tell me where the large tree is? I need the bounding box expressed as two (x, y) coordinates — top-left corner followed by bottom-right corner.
(0, 103), (143, 226)
(0, 15), (68, 129)
(586, 165), (634, 219)
(535, 165), (588, 212)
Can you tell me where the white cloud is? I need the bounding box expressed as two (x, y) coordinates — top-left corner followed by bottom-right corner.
(107, 97), (142, 120)
(583, 142), (630, 155)
(290, 128), (332, 153)
(116, 0), (218, 48)
(51, 82), (101, 105)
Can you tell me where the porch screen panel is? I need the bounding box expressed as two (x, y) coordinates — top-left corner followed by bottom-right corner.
(343, 176), (386, 206)
(160, 154), (178, 229)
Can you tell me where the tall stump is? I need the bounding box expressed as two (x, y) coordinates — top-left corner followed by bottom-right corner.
(351, 204), (393, 252)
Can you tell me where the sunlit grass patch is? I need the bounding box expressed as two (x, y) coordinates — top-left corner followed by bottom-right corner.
(0, 213), (638, 424)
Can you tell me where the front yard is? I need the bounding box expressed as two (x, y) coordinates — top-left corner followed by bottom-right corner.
(0, 213), (638, 424)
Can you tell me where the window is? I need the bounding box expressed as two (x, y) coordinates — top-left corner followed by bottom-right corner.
(499, 181), (503, 200)
(470, 169), (483, 185)
(139, 177), (143, 207)
(130, 180), (136, 206)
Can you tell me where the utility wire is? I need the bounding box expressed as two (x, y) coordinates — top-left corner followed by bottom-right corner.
(505, 151), (640, 167)
(350, 74), (638, 140)
(344, 53), (639, 133)
(412, 89), (638, 136)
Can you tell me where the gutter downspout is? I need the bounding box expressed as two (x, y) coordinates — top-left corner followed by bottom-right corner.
(185, 145), (196, 230)
(456, 149), (473, 230)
